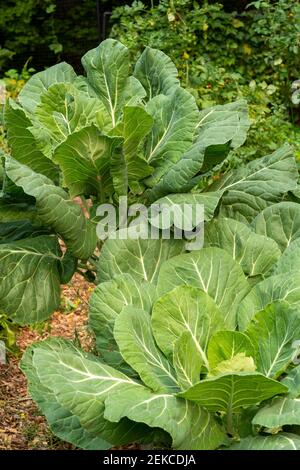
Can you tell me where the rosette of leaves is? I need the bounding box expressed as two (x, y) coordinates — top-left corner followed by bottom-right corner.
(21, 212), (300, 450)
(0, 38), (298, 326)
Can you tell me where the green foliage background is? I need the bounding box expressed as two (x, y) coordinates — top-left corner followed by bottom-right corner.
(110, 0), (300, 161)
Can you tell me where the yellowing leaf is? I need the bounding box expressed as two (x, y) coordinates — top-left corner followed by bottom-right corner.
(232, 19), (244, 28)
(243, 44), (252, 55)
(209, 353), (256, 376)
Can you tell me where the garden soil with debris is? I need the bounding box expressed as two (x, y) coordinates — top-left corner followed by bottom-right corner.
(0, 274), (94, 450)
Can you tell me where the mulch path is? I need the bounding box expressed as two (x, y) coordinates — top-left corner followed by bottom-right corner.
(0, 273), (94, 450)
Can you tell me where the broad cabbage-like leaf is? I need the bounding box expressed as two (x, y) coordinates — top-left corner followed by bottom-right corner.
(252, 202), (300, 252)
(151, 285), (225, 367)
(229, 433), (300, 450)
(209, 145), (298, 223)
(18, 62), (77, 113)
(6, 158), (97, 259)
(157, 247), (250, 329)
(0, 236), (62, 324)
(97, 224), (185, 284)
(89, 273), (156, 371)
(238, 274), (300, 330)
(205, 217), (281, 278)
(245, 302), (300, 378)
(133, 46), (179, 99)
(253, 397), (300, 428)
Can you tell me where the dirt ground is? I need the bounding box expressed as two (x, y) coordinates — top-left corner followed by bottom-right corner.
(0, 273), (94, 450)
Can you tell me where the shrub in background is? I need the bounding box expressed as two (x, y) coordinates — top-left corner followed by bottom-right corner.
(110, 0), (300, 160)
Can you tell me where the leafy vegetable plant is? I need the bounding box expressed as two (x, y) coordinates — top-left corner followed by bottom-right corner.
(22, 207), (300, 449)
(0, 38), (241, 324)
(1, 39), (299, 328)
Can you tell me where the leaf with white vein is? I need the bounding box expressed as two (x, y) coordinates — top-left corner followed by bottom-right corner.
(144, 87), (199, 187)
(133, 46), (179, 99)
(6, 158), (97, 259)
(97, 224), (185, 284)
(151, 192), (223, 228)
(178, 372), (287, 412)
(237, 273), (300, 330)
(0, 236), (62, 324)
(18, 62), (77, 113)
(253, 397), (300, 428)
(205, 217), (281, 277)
(4, 101), (58, 180)
(173, 332), (202, 390)
(89, 273), (156, 371)
(151, 285), (225, 365)
(53, 125), (121, 198)
(146, 101), (249, 201)
(114, 307), (179, 393)
(81, 39), (130, 127)
(229, 433), (300, 450)
(104, 388), (225, 450)
(32, 345), (152, 444)
(157, 247), (250, 329)
(252, 202), (300, 252)
(21, 338), (110, 450)
(207, 331), (256, 370)
(209, 145), (298, 223)
(31, 83), (108, 158)
(245, 302), (300, 379)
(196, 100), (250, 151)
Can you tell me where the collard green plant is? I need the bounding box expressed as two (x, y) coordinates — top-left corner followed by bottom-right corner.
(0, 38), (249, 325)
(22, 210), (300, 449)
(0, 38), (299, 333)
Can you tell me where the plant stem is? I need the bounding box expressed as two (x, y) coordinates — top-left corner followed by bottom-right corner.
(226, 404), (234, 436)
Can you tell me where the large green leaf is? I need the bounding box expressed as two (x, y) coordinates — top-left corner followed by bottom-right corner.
(253, 397), (300, 428)
(204, 218), (281, 278)
(104, 388), (225, 450)
(31, 83), (107, 158)
(207, 331), (256, 371)
(114, 307), (179, 393)
(21, 338), (109, 450)
(6, 158), (97, 259)
(152, 192), (223, 227)
(133, 46), (179, 99)
(157, 247), (250, 329)
(146, 101), (249, 201)
(229, 433), (300, 450)
(245, 303), (300, 379)
(31, 344), (152, 445)
(0, 235), (62, 324)
(252, 202), (300, 252)
(178, 373), (287, 412)
(111, 106), (153, 185)
(282, 366), (300, 398)
(172, 332), (203, 390)
(196, 100), (250, 152)
(144, 87), (199, 186)
(18, 62), (77, 113)
(53, 125), (121, 198)
(273, 238), (300, 275)
(82, 39), (131, 127)
(4, 101), (58, 180)
(209, 145), (298, 223)
(151, 285), (225, 366)
(89, 273), (156, 370)
(97, 224), (185, 284)
(237, 273), (300, 330)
